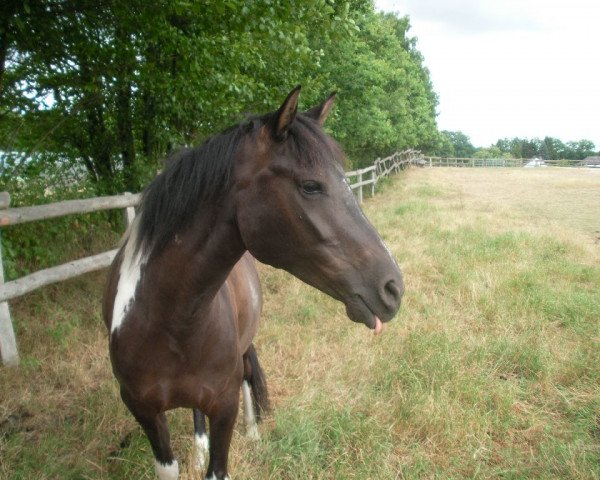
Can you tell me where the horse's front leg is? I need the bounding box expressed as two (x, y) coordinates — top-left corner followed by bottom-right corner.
(120, 387), (178, 480)
(205, 383), (240, 480)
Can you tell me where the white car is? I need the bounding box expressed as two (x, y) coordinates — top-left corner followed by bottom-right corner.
(524, 158), (547, 168)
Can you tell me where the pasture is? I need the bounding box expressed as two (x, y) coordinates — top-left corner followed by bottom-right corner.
(1, 167), (599, 479)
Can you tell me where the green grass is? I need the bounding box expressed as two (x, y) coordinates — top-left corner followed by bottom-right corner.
(1, 167), (599, 479)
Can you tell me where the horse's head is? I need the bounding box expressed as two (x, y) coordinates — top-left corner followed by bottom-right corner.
(235, 86), (404, 332)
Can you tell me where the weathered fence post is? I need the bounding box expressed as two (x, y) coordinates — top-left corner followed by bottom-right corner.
(370, 168), (376, 197)
(357, 171), (363, 204)
(0, 192), (19, 366)
(123, 192), (136, 228)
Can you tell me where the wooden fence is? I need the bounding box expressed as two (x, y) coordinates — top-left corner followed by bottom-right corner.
(423, 157), (592, 168)
(347, 150), (422, 203)
(0, 193), (139, 365)
(0, 150), (422, 365)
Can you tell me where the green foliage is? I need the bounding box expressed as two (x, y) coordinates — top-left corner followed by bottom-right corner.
(0, 151), (119, 279)
(1, 1), (439, 187)
(434, 130), (476, 158)
(435, 134), (597, 160)
(473, 145), (512, 159)
(315, 12), (438, 166)
(495, 136), (596, 160)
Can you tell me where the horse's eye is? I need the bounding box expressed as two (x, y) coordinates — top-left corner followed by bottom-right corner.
(301, 180), (323, 195)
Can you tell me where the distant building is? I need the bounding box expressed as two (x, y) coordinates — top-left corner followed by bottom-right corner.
(583, 156), (600, 168)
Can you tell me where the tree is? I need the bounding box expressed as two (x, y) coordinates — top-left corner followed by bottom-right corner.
(434, 131), (455, 157)
(2, 1), (439, 188)
(312, 11), (438, 165)
(567, 139), (596, 159)
(2, 1), (356, 192)
(496, 138), (523, 158)
(473, 145), (511, 159)
(435, 131), (475, 157)
(541, 137), (565, 160)
(495, 136), (596, 160)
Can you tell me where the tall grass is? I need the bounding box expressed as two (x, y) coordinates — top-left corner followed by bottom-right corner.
(1, 168), (599, 479)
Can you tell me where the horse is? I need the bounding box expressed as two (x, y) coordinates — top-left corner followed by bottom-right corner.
(102, 86), (404, 480)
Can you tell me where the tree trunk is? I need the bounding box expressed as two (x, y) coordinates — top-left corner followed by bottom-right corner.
(87, 102), (114, 193)
(141, 91), (156, 161)
(141, 40), (162, 166)
(116, 77), (136, 191)
(79, 57), (114, 194)
(115, 24), (137, 191)
(0, 1), (20, 102)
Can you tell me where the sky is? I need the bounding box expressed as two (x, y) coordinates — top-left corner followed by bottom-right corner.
(374, 0), (600, 148)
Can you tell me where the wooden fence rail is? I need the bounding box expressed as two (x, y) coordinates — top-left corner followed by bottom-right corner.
(0, 249), (119, 304)
(346, 165), (376, 204)
(0, 193), (139, 365)
(0, 150), (422, 365)
(0, 193), (141, 227)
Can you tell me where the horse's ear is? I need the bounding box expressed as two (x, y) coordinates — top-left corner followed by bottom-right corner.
(272, 85), (301, 141)
(305, 92), (336, 126)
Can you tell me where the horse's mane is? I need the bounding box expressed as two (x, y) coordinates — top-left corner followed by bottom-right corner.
(136, 119), (257, 257)
(136, 112), (344, 258)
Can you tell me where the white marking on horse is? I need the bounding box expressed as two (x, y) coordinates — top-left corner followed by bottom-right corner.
(111, 218), (147, 333)
(242, 380), (260, 440)
(194, 433), (209, 471)
(154, 459), (179, 480)
(206, 474), (230, 480)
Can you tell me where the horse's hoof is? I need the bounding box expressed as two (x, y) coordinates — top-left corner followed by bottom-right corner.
(155, 459), (179, 480)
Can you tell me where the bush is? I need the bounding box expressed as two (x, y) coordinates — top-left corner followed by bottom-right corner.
(0, 152), (121, 280)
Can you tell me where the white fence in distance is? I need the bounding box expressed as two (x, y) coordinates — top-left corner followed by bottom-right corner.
(423, 157), (592, 168)
(0, 150), (422, 365)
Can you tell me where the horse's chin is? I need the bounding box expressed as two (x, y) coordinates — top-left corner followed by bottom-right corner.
(345, 297), (384, 334)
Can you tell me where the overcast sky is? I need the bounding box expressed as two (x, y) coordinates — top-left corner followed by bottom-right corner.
(374, 0), (600, 148)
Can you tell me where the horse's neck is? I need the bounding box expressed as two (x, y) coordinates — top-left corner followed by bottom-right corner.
(148, 203), (245, 312)
(189, 209), (245, 293)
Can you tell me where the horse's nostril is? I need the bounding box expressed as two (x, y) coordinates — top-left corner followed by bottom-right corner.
(383, 279), (403, 307)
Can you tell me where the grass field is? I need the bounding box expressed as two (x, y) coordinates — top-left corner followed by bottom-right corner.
(1, 167), (599, 479)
